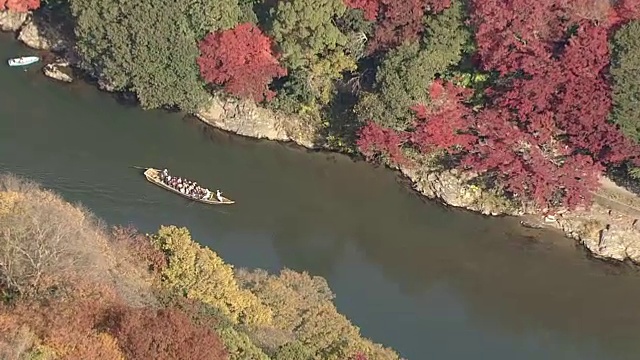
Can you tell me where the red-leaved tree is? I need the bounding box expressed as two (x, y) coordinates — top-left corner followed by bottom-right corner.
(410, 81), (476, 153)
(0, 0), (40, 12)
(463, 0), (640, 209)
(367, 0), (451, 53)
(198, 23), (287, 102)
(344, 0), (379, 20)
(104, 306), (228, 360)
(357, 120), (408, 165)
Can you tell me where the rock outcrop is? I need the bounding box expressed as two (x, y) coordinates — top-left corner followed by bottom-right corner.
(43, 61), (73, 83)
(0, 10), (28, 32)
(17, 17), (69, 51)
(196, 96), (320, 149)
(3, 8), (640, 264)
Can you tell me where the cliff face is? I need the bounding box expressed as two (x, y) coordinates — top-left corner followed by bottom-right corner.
(3, 10), (640, 264)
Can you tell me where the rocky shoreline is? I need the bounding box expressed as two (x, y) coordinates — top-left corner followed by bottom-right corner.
(3, 9), (640, 264)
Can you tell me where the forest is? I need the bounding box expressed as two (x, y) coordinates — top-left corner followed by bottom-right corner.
(0, 174), (397, 359)
(2, 0), (640, 210)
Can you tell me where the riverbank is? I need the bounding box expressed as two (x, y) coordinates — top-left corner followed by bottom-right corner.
(2, 9), (640, 264)
(0, 174), (400, 359)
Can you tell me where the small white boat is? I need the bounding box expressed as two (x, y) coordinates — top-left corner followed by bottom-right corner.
(7, 56), (40, 67)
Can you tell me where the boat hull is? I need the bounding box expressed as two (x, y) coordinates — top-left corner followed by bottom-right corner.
(8, 56), (40, 67)
(143, 168), (235, 205)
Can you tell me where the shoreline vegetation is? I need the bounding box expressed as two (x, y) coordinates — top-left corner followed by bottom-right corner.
(2, 1), (640, 264)
(0, 174), (400, 360)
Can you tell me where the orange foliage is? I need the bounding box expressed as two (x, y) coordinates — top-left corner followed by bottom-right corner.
(103, 306), (228, 360)
(110, 225), (167, 276)
(0, 0), (40, 12)
(0, 283), (125, 360)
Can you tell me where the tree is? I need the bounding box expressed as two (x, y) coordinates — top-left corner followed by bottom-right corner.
(469, 0), (561, 74)
(610, 20), (640, 142)
(151, 226), (273, 326)
(267, 0), (356, 112)
(104, 306), (228, 360)
(269, 0), (348, 70)
(0, 175), (110, 297)
(409, 81), (475, 153)
(456, 1), (640, 209)
(356, 2), (470, 131)
(343, 0), (379, 21)
(236, 269), (400, 360)
(69, 0), (240, 111)
(367, 0), (452, 53)
(356, 121), (408, 165)
(184, 0), (243, 38)
(0, 0), (40, 12)
(198, 23), (287, 102)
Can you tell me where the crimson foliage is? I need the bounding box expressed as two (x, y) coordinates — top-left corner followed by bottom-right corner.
(367, 0), (451, 53)
(357, 121), (408, 165)
(358, 0), (640, 209)
(467, 0), (640, 208)
(410, 81), (475, 153)
(198, 23), (287, 102)
(344, 0), (379, 20)
(0, 0), (40, 12)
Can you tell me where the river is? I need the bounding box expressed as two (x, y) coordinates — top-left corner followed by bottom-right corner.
(2, 36), (640, 360)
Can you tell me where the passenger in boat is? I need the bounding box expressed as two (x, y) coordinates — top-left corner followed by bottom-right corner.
(161, 169), (169, 180)
(203, 189), (211, 200)
(216, 189), (223, 202)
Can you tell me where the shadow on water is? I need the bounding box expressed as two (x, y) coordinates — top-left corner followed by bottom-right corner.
(2, 36), (640, 360)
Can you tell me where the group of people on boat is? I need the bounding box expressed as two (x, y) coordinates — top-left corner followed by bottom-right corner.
(158, 169), (223, 202)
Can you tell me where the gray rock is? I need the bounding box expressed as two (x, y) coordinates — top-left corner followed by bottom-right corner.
(0, 10), (28, 32)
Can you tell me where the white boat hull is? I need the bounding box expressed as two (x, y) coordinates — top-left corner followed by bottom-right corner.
(8, 56), (40, 67)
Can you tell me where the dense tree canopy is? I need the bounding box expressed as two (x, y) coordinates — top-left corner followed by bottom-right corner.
(269, 0), (348, 69)
(0, 180), (402, 360)
(356, 0), (471, 130)
(40, 0), (640, 210)
(198, 23), (287, 102)
(69, 0), (243, 111)
(356, 0), (640, 209)
(610, 20), (640, 142)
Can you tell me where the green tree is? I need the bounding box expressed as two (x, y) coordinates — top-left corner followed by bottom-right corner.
(268, 0), (356, 113)
(269, 0), (348, 69)
(273, 341), (313, 360)
(610, 20), (640, 142)
(69, 0), (242, 112)
(355, 0), (471, 130)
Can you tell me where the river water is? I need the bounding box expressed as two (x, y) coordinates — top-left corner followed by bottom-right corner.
(2, 36), (640, 360)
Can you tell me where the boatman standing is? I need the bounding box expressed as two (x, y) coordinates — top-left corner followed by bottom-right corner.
(216, 189), (223, 202)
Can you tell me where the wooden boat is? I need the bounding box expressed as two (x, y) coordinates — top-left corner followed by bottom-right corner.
(143, 168), (235, 205)
(8, 56), (40, 67)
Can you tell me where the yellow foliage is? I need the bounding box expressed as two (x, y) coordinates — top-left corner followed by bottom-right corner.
(0, 191), (25, 217)
(309, 51), (357, 105)
(237, 269), (400, 360)
(151, 226), (272, 326)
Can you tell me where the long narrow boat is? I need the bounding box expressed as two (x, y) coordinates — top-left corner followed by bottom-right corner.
(143, 168), (235, 205)
(8, 56), (40, 67)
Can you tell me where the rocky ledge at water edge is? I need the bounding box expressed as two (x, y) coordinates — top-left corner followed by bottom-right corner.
(2, 9), (640, 264)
